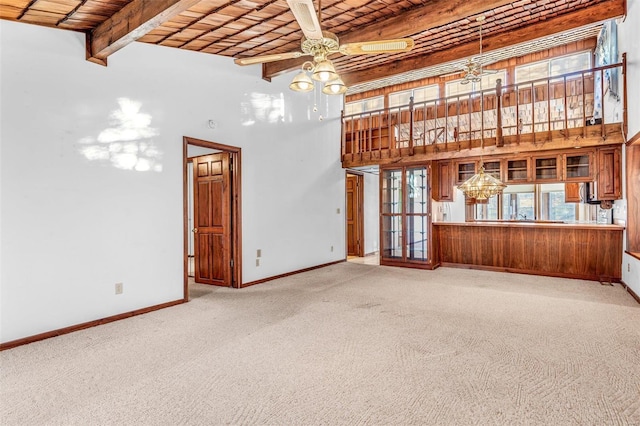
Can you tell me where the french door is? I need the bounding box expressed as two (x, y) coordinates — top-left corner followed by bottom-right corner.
(380, 164), (433, 268)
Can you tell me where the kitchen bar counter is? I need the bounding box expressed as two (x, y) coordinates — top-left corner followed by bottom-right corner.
(433, 221), (623, 281)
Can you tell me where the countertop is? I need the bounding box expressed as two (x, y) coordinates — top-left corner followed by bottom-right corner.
(433, 221), (625, 230)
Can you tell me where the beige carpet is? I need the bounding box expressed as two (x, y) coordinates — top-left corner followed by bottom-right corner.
(2, 264), (639, 425)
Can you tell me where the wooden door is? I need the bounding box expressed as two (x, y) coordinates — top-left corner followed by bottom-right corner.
(346, 174), (364, 256)
(193, 153), (231, 286)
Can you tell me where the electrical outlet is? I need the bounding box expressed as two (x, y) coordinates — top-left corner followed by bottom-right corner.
(257, 249), (261, 257)
(336, 208), (340, 214)
(628, 263), (631, 272)
(115, 282), (123, 295)
(331, 245), (334, 252)
(256, 259), (260, 267)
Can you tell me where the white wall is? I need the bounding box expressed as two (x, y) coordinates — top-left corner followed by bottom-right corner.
(0, 21), (345, 343)
(363, 172), (379, 255)
(616, 3), (640, 295)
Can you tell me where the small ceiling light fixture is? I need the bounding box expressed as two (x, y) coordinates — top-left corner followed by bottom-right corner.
(289, 62), (315, 92)
(311, 59), (338, 82)
(322, 77), (347, 95)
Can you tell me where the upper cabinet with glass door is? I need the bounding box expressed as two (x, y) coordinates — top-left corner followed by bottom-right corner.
(563, 151), (594, 181)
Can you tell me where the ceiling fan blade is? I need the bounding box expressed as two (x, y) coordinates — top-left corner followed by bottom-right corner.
(234, 51), (306, 66)
(339, 38), (414, 55)
(286, 0), (323, 40)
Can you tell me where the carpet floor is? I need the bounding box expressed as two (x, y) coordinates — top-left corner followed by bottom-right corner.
(2, 263), (639, 425)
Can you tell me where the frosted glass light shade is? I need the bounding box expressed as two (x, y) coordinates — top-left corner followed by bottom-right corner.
(311, 60), (338, 82)
(322, 77), (347, 95)
(289, 71), (314, 92)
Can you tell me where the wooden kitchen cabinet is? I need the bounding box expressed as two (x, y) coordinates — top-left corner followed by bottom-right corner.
(565, 182), (582, 203)
(533, 155), (561, 182)
(597, 146), (622, 200)
(504, 158), (530, 183)
(482, 160), (502, 180)
(455, 161), (476, 184)
(564, 151), (594, 181)
(433, 161), (454, 201)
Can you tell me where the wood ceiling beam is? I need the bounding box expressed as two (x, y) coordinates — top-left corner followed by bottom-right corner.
(263, 0), (517, 79)
(341, 0), (626, 87)
(86, 0), (202, 66)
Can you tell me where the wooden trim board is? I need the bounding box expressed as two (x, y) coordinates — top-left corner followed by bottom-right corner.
(241, 260), (345, 288)
(0, 299), (185, 351)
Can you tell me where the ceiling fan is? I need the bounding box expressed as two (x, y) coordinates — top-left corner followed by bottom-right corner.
(234, 0), (415, 95)
(459, 16), (497, 85)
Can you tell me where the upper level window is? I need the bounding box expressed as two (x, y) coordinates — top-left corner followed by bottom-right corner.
(446, 71), (506, 97)
(344, 96), (384, 115)
(388, 85), (439, 109)
(515, 51), (592, 84)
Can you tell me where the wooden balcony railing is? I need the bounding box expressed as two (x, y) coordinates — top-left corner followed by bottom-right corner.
(341, 60), (626, 165)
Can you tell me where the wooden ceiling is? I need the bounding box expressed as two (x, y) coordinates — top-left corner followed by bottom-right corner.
(1, 0), (626, 91)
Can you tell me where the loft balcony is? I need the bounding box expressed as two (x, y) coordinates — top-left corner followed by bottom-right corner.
(341, 61), (626, 168)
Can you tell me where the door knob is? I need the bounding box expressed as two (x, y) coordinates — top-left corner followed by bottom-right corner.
(192, 228), (198, 233)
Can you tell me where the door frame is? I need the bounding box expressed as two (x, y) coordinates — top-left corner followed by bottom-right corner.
(183, 136), (242, 298)
(345, 171), (365, 257)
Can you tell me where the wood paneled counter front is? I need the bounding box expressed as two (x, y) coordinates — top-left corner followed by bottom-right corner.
(433, 221), (624, 281)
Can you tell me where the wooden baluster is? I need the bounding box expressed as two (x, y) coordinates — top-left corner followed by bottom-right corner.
(468, 93), (472, 150)
(481, 89), (485, 149)
(388, 107), (393, 156)
(456, 95), (461, 151)
(582, 72), (587, 139)
(531, 82), (535, 144)
(496, 79), (503, 147)
(564, 75), (568, 134)
(547, 79), (551, 142)
(408, 96), (415, 155)
(367, 113), (372, 155)
(516, 83), (521, 145)
(444, 94), (449, 147)
(378, 110), (382, 157)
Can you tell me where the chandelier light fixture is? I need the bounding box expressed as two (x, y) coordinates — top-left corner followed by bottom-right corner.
(459, 16), (497, 85)
(458, 165), (506, 201)
(457, 15), (506, 202)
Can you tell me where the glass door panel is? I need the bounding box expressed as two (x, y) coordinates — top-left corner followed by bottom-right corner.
(382, 215), (403, 258)
(406, 215), (428, 261)
(382, 169), (402, 214)
(406, 167), (428, 214)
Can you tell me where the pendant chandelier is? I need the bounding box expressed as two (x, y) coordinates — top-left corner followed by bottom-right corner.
(457, 15), (506, 202)
(458, 165), (506, 201)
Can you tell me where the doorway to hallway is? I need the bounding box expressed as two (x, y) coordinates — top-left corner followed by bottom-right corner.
(183, 137), (242, 298)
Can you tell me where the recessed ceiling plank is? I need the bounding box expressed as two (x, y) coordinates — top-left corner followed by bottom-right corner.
(87, 0), (202, 66)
